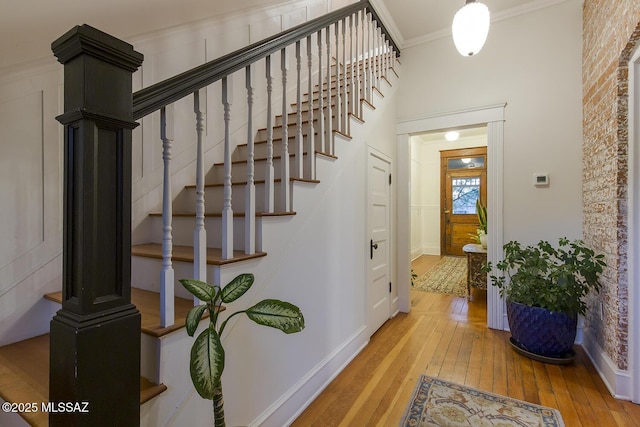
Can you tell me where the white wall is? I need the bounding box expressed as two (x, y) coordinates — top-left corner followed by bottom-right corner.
(410, 134), (487, 258)
(399, 0), (584, 246)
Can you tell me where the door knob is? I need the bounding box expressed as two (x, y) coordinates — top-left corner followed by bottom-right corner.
(370, 239), (378, 259)
(444, 210), (450, 214)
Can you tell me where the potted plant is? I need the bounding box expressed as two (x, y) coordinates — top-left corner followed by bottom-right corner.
(485, 238), (605, 359)
(469, 198), (488, 247)
(179, 273), (305, 427)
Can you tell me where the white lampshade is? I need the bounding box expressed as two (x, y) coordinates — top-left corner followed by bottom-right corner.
(452, 1), (490, 57)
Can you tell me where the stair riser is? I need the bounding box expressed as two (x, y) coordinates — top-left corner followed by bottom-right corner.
(208, 155), (311, 185)
(236, 135), (323, 160)
(253, 123), (315, 143)
(177, 182), (269, 213)
(147, 215), (252, 250)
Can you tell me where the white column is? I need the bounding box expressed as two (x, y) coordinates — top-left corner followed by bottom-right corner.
(295, 40), (304, 179)
(221, 76), (234, 259)
(316, 29), (325, 154)
(245, 65), (256, 254)
(334, 21), (342, 135)
(160, 105), (175, 328)
(279, 47), (291, 211)
(326, 25), (333, 155)
(305, 34), (315, 180)
(264, 55), (275, 213)
(193, 90), (207, 296)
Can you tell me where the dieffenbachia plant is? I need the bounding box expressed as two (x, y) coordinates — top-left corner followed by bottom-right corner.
(179, 274), (305, 427)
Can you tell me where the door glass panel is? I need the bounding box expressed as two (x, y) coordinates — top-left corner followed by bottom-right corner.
(451, 177), (480, 214)
(447, 157), (485, 169)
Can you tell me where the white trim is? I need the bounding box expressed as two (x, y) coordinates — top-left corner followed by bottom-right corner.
(397, 134), (412, 313)
(397, 104), (506, 135)
(583, 330), (633, 401)
(628, 43), (640, 404)
(255, 326), (369, 427)
(402, 0), (576, 49)
(396, 104), (507, 329)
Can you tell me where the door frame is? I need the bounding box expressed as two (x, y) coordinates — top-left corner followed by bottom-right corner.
(440, 147), (488, 257)
(396, 104), (506, 330)
(366, 146), (394, 335)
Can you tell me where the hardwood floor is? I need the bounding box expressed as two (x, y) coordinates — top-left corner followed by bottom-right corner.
(292, 256), (640, 426)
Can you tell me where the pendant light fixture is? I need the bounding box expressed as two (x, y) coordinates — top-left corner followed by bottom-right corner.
(452, 0), (490, 57)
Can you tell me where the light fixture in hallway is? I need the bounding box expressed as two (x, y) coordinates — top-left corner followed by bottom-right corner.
(452, 0), (490, 57)
(445, 131), (460, 141)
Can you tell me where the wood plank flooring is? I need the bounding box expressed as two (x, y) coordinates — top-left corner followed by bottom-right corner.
(292, 255), (640, 426)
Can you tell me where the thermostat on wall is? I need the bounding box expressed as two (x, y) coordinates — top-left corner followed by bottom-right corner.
(533, 173), (549, 187)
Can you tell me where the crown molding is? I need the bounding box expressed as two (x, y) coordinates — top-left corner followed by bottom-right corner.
(402, 0), (575, 49)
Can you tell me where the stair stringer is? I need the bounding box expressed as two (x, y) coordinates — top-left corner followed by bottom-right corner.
(137, 72), (399, 426)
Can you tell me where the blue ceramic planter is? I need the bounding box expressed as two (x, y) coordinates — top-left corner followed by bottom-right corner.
(507, 301), (577, 358)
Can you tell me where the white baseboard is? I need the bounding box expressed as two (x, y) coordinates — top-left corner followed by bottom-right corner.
(250, 326), (369, 427)
(582, 330), (632, 401)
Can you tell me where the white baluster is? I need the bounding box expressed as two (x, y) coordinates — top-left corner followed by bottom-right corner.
(245, 65), (256, 254)
(264, 55), (275, 213)
(221, 76), (234, 259)
(367, 13), (373, 102)
(334, 21), (342, 135)
(382, 37), (388, 82)
(373, 25), (379, 91)
(341, 17), (348, 133)
(349, 14), (356, 119)
(295, 41), (303, 179)
(325, 25), (333, 155)
(377, 27), (383, 89)
(160, 105), (175, 328)
(193, 90), (207, 298)
(354, 11), (361, 118)
(316, 29), (325, 154)
(279, 47), (291, 211)
(305, 34), (315, 180)
(361, 11), (369, 103)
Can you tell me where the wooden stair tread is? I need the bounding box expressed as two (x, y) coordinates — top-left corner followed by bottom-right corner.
(44, 288), (207, 338)
(131, 243), (267, 266)
(0, 334), (165, 426)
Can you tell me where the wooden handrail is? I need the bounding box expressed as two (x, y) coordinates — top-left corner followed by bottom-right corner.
(132, 0), (400, 120)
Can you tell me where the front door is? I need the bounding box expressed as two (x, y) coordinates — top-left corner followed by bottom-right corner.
(368, 149), (391, 335)
(441, 147), (487, 256)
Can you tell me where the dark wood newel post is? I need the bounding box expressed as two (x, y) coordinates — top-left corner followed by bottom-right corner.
(50, 24), (144, 426)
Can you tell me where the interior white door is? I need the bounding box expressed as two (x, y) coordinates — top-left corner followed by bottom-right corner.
(368, 149), (391, 335)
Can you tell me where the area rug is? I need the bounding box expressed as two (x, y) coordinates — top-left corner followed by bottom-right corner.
(413, 257), (467, 297)
(399, 375), (565, 427)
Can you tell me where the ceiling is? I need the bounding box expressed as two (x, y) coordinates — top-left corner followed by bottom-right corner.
(377, 0), (541, 43)
(0, 0), (543, 70)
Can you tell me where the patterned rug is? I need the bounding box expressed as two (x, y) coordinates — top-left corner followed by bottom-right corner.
(399, 375), (565, 427)
(413, 257), (467, 297)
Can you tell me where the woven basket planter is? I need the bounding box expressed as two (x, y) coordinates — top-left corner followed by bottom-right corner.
(506, 301), (577, 358)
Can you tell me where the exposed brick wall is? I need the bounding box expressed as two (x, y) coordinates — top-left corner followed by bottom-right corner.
(583, 0), (640, 370)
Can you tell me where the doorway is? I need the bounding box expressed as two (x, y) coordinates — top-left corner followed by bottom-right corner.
(441, 147), (487, 256)
(396, 104), (506, 330)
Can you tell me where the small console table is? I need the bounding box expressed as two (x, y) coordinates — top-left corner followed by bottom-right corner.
(462, 243), (487, 297)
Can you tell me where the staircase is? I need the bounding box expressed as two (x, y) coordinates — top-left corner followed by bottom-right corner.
(0, 2), (400, 426)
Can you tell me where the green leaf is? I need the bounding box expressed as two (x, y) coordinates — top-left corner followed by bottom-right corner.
(221, 273), (254, 303)
(185, 304), (208, 337)
(179, 279), (215, 302)
(190, 327), (225, 400)
(245, 299), (305, 334)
